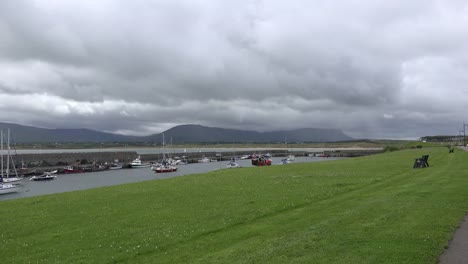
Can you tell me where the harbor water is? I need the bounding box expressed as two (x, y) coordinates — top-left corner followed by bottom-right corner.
(0, 156), (339, 201)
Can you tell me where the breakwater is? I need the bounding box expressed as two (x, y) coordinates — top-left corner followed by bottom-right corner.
(11, 148), (383, 170)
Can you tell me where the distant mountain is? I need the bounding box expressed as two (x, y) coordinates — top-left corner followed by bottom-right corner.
(0, 122), (352, 143)
(0, 122), (139, 143)
(144, 124), (352, 143)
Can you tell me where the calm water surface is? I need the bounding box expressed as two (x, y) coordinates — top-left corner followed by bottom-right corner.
(0, 156), (340, 201)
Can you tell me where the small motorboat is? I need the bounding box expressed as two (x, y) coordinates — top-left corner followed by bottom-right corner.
(109, 163), (123, 170)
(30, 174), (57, 181)
(226, 162), (240, 168)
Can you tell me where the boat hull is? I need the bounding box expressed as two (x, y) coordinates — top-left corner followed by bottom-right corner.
(129, 164), (151, 168)
(0, 184), (19, 194)
(155, 167), (177, 173)
(30, 175), (57, 181)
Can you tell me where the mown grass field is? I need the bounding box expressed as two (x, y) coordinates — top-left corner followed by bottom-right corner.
(1, 147), (467, 263)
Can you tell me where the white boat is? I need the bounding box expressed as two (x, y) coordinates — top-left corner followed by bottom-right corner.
(45, 170), (58, 175)
(154, 133), (178, 173)
(287, 154), (295, 161)
(109, 163), (123, 170)
(1, 129), (22, 185)
(0, 129), (20, 194)
(2, 177), (23, 184)
(0, 183), (18, 194)
(30, 174), (57, 181)
(198, 156), (211, 163)
(155, 165), (178, 173)
(129, 156), (151, 168)
(279, 158), (290, 165)
(226, 161), (240, 168)
(178, 158), (189, 165)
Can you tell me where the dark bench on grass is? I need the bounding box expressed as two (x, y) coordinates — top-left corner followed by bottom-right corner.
(413, 154), (429, 168)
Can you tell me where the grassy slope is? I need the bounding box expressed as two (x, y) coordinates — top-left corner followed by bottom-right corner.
(1, 147), (467, 263)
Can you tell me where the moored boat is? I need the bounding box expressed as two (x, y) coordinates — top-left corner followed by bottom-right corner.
(198, 156), (210, 163)
(251, 155), (272, 166)
(2, 177), (23, 184)
(0, 183), (18, 194)
(0, 129), (20, 194)
(155, 133), (178, 173)
(63, 165), (85, 174)
(154, 165), (178, 173)
(226, 161), (240, 168)
(129, 156), (151, 168)
(30, 174), (57, 181)
(109, 163), (123, 170)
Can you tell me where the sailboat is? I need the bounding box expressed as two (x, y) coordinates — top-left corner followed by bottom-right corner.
(1, 129), (22, 185)
(154, 133), (177, 173)
(0, 129), (19, 195)
(285, 138), (295, 162)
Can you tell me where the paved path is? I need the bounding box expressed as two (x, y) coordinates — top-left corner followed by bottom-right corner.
(438, 147), (468, 263)
(439, 214), (468, 263)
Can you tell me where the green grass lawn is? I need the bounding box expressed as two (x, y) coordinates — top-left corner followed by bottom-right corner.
(1, 147), (467, 263)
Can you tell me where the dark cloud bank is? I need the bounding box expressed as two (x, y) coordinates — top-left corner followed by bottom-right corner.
(0, 0), (467, 139)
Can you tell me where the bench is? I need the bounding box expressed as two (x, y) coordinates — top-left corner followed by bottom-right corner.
(413, 154), (429, 169)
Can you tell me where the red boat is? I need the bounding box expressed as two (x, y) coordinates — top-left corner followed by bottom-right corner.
(251, 155), (272, 166)
(154, 165), (178, 173)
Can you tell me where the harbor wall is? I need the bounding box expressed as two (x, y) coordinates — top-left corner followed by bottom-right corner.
(11, 148), (383, 168)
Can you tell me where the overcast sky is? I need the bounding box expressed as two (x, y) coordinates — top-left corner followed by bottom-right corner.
(0, 0), (467, 139)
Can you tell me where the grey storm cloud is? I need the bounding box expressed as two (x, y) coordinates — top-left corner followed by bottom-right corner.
(0, 0), (467, 138)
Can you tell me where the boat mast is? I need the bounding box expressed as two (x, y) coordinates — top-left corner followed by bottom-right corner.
(6, 129), (9, 178)
(1, 130), (3, 179)
(162, 133), (166, 161)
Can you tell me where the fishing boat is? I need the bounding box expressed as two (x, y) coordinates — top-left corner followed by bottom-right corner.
(251, 155), (272, 166)
(154, 165), (178, 173)
(129, 156), (151, 168)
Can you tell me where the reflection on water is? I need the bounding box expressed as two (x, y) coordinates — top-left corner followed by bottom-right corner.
(0, 157), (340, 201)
